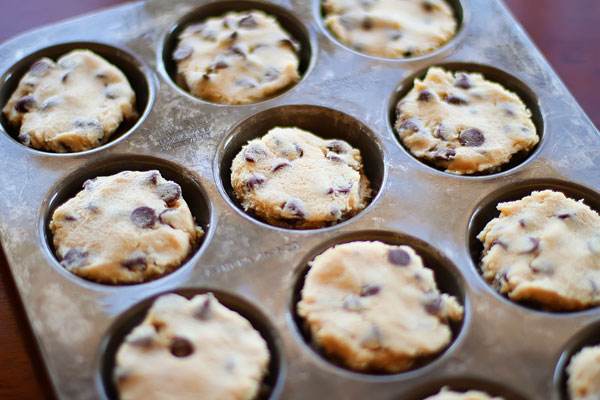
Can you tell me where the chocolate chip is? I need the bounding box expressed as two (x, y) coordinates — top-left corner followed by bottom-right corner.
(202, 73), (210, 81)
(264, 67), (280, 82)
(557, 213), (573, 219)
(327, 140), (350, 154)
(395, 101), (405, 116)
(130, 206), (156, 228)
(423, 291), (442, 314)
(228, 31), (238, 41)
(121, 254), (147, 271)
(342, 295), (363, 311)
(282, 199), (306, 218)
(61, 247), (88, 269)
(29, 59), (51, 77)
(63, 214), (76, 221)
(245, 174), (266, 190)
(95, 72), (108, 80)
(73, 118), (103, 131)
(433, 148), (456, 161)
(399, 118), (420, 132)
(454, 72), (472, 89)
(194, 297), (212, 320)
(490, 239), (508, 250)
(360, 284), (380, 297)
(362, 17), (373, 30)
(422, 0), (435, 12)
(243, 144), (267, 162)
(14, 95), (36, 113)
(335, 182), (353, 194)
(459, 128), (485, 147)
(403, 50), (413, 57)
(230, 45), (245, 57)
(295, 144), (304, 158)
(446, 94), (468, 105)
(238, 15), (258, 28)
(326, 154), (344, 163)
(62, 72), (70, 83)
(17, 132), (31, 146)
(158, 182), (182, 207)
(170, 337), (194, 358)
(271, 161), (291, 172)
(388, 248), (411, 266)
(519, 219), (527, 228)
(146, 171), (159, 185)
(519, 237), (540, 254)
(492, 268), (509, 291)
(417, 89), (432, 102)
(213, 60), (229, 69)
(329, 204), (342, 219)
(105, 89), (119, 99)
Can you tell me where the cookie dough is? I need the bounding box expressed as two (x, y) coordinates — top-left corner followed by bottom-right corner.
(423, 388), (505, 400)
(231, 127), (371, 229)
(322, 0), (457, 58)
(115, 293), (270, 400)
(174, 10), (300, 104)
(50, 170), (203, 284)
(297, 241), (464, 372)
(477, 190), (600, 311)
(395, 67), (538, 174)
(2, 49), (137, 152)
(567, 344), (600, 400)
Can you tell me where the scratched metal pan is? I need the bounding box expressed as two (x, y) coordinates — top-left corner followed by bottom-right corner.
(0, 0), (599, 399)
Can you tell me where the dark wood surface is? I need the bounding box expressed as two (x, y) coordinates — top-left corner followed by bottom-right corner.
(0, 1), (598, 399)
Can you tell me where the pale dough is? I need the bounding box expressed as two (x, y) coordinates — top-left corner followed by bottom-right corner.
(231, 127), (371, 229)
(567, 345), (600, 400)
(50, 170), (203, 284)
(395, 67), (539, 174)
(3, 50), (137, 152)
(297, 241), (464, 372)
(477, 190), (600, 311)
(322, 0), (457, 58)
(423, 387), (505, 400)
(115, 293), (270, 400)
(174, 10), (300, 104)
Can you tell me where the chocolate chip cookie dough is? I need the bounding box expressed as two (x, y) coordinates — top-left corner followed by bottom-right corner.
(173, 10), (300, 104)
(2, 50), (137, 152)
(230, 127), (371, 229)
(424, 388), (505, 400)
(297, 241), (464, 373)
(567, 344), (600, 400)
(50, 170), (203, 284)
(322, 0), (457, 59)
(395, 67), (538, 174)
(477, 190), (600, 310)
(115, 293), (270, 400)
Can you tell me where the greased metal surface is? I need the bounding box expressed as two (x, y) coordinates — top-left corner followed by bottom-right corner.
(0, 0), (599, 399)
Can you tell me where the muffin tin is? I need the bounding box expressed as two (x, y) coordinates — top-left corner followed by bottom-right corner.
(0, 0), (599, 399)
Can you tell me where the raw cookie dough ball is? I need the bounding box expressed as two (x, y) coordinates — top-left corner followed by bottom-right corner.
(395, 67), (538, 174)
(297, 241), (464, 372)
(115, 293), (270, 400)
(567, 344), (600, 400)
(424, 387), (505, 400)
(231, 127), (372, 229)
(174, 10), (300, 104)
(322, 0), (457, 58)
(50, 170), (203, 284)
(2, 49), (137, 152)
(477, 190), (600, 311)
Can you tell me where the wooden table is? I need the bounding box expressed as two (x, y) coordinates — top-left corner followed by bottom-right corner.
(0, 1), (598, 398)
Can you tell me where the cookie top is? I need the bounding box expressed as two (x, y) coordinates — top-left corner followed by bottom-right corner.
(322, 0), (457, 59)
(423, 388), (505, 400)
(395, 67), (538, 174)
(115, 293), (270, 400)
(50, 170), (203, 284)
(567, 344), (600, 400)
(477, 190), (600, 311)
(230, 127), (371, 229)
(297, 241), (464, 372)
(2, 49), (137, 152)
(174, 10), (300, 104)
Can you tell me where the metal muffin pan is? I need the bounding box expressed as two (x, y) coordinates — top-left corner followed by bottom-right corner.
(0, 0), (599, 399)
